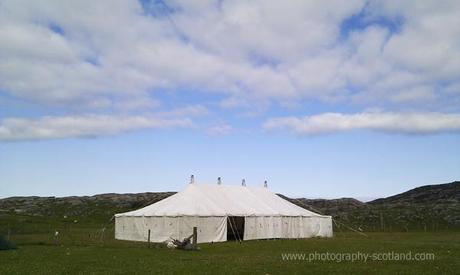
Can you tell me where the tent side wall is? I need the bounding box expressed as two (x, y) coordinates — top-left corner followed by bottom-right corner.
(115, 216), (227, 243)
(243, 216), (333, 240)
(317, 216), (333, 237)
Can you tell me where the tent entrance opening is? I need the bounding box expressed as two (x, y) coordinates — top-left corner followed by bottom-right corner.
(227, 216), (244, 241)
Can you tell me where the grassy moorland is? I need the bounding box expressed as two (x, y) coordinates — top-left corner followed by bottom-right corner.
(2, 181), (459, 234)
(1, 181), (459, 274)
(0, 215), (459, 274)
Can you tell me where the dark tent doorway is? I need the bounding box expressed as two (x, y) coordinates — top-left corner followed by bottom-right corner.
(227, 216), (244, 241)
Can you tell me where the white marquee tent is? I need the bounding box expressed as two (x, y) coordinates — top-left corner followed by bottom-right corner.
(115, 182), (333, 243)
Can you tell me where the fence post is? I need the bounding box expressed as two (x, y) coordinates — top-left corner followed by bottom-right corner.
(148, 229), (151, 248)
(192, 227), (197, 249)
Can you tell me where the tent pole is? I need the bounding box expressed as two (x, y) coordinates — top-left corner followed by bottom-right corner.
(228, 216), (239, 242)
(231, 217), (242, 243)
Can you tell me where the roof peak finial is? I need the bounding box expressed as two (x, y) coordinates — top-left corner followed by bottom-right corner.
(217, 177), (222, 185)
(190, 175), (195, 184)
(264, 180), (268, 188)
(242, 179), (246, 186)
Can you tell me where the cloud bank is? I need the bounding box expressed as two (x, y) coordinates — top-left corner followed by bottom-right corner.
(0, 1), (460, 140)
(0, 114), (193, 141)
(1, 0), (459, 107)
(263, 112), (460, 135)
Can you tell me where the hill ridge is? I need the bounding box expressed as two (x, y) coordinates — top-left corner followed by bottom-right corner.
(1, 181), (459, 231)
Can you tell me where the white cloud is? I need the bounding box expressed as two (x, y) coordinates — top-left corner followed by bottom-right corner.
(389, 85), (435, 103)
(445, 83), (460, 95)
(206, 123), (233, 136)
(172, 0), (365, 62)
(113, 97), (161, 111)
(369, 0), (460, 78)
(156, 105), (210, 117)
(0, 114), (193, 141)
(0, 0), (371, 108)
(263, 112), (460, 135)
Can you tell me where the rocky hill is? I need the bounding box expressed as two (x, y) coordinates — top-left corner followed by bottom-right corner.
(0, 192), (175, 222)
(279, 181), (460, 231)
(369, 181), (460, 204)
(1, 181), (459, 232)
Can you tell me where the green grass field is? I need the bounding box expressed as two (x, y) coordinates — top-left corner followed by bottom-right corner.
(1, 224), (459, 274)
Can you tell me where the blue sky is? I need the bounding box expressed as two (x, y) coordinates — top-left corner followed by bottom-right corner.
(1, 1), (460, 199)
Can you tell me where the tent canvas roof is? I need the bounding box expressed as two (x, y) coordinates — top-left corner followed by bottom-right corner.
(116, 183), (327, 217)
